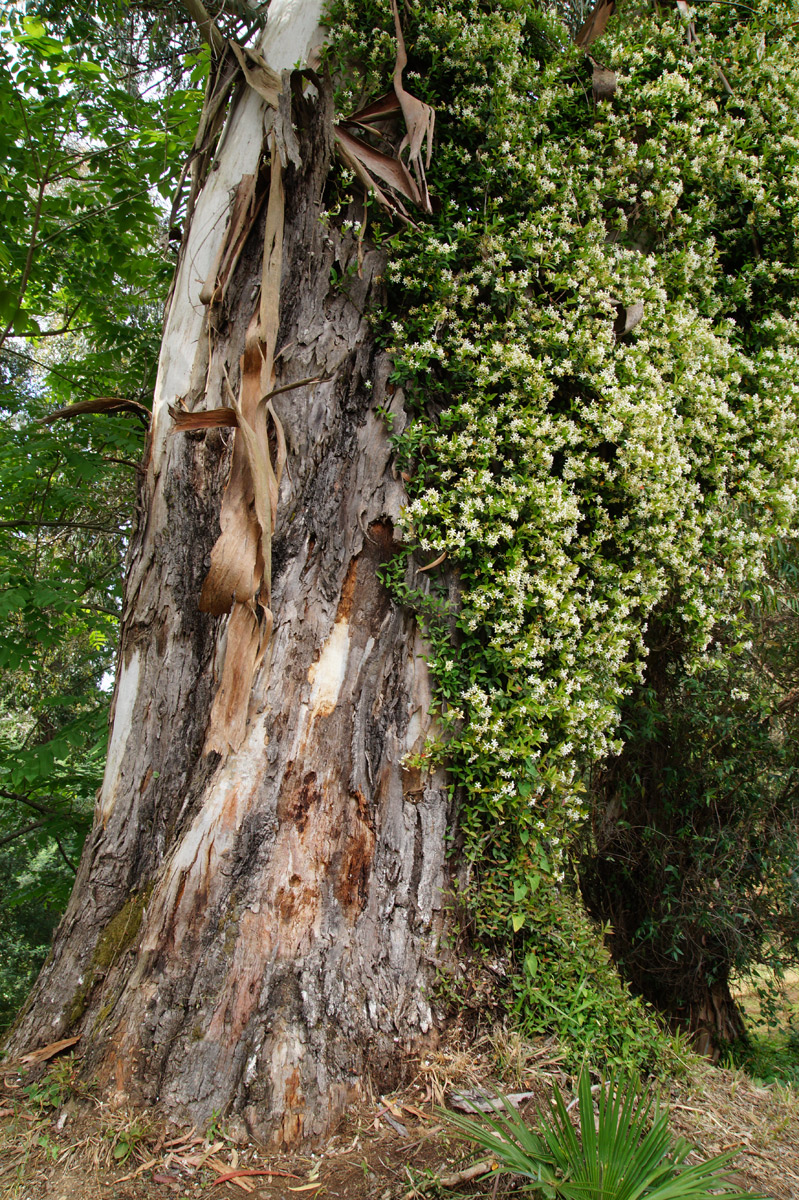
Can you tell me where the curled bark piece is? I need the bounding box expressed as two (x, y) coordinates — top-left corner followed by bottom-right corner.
(575, 0), (616, 49)
(589, 57), (617, 102)
(272, 75), (303, 170)
(169, 406), (238, 431)
(228, 39), (282, 109)
(204, 599), (264, 756)
(197, 124), (291, 758)
(199, 174), (263, 307)
(199, 135), (285, 620)
(223, 366), (277, 611)
(16, 1035), (80, 1065)
(259, 143), (285, 388)
(334, 124), (422, 211)
(331, 11), (435, 221)
(334, 133), (412, 223)
(198, 351), (264, 618)
(614, 298), (644, 338)
(390, 0), (435, 212)
(345, 90), (402, 128)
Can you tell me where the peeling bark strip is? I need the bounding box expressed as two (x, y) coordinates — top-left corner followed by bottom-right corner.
(6, 0), (454, 1147)
(333, 3), (435, 222)
(171, 20), (436, 755)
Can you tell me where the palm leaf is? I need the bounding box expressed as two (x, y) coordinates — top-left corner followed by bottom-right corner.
(442, 1071), (767, 1199)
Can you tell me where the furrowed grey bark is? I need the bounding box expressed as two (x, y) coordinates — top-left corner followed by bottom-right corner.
(6, 1), (454, 1145)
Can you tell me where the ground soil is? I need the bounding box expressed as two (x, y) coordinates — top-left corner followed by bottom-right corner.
(2, 1026), (798, 1200)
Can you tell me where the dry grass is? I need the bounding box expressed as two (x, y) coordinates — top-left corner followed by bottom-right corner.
(668, 1064), (799, 1199)
(1, 1026), (798, 1198)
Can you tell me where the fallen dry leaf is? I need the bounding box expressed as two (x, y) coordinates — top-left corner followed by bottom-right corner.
(117, 1158), (157, 1183)
(417, 550), (447, 573)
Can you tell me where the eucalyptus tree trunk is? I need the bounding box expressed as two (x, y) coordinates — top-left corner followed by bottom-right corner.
(5, 0), (452, 1145)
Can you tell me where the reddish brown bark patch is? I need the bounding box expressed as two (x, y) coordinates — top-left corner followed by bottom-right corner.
(277, 769), (319, 833)
(332, 791), (375, 918)
(334, 830), (373, 913)
(280, 1068), (305, 1146)
(367, 518), (399, 557)
(336, 557), (359, 621)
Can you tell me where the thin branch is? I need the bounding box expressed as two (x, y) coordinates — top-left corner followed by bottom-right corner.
(81, 602), (121, 617)
(179, 0), (225, 55)
(102, 456), (145, 472)
(0, 345), (100, 398)
(29, 323), (92, 339)
(0, 819), (50, 849)
(0, 167), (51, 353)
(29, 301), (85, 338)
(0, 520), (119, 533)
(0, 790), (64, 820)
(52, 833), (77, 873)
(35, 185), (161, 250)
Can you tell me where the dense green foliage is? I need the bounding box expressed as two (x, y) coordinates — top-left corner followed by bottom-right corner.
(328, 0), (799, 1062)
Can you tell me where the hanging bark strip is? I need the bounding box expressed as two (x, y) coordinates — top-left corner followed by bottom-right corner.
(575, 0), (616, 49)
(198, 173), (264, 308)
(390, 0), (434, 211)
(196, 133), (287, 755)
(332, 4), (435, 220)
(170, 10), (437, 754)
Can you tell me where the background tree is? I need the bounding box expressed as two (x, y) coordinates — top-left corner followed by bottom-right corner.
(581, 583), (799, 1055)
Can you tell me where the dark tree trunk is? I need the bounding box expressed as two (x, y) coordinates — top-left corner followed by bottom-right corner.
(686, 983), (747, 1061)
(581, 755), (748, 1061)
(6, 8), (454, 1145)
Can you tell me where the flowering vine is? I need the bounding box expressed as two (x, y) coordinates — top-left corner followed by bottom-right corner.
(327, 0), (799, 1064)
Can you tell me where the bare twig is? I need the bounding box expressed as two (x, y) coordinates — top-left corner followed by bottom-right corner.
(401, 1159), (496, 1198)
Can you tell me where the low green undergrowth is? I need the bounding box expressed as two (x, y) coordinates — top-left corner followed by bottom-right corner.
(725, 1028), (799, 1089)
